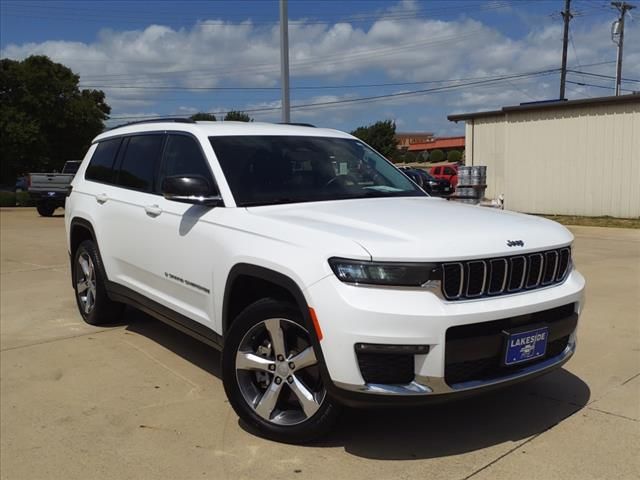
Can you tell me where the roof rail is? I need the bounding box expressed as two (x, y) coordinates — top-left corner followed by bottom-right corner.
(107, 117), (196, 130)
(278, 122), (316, 128)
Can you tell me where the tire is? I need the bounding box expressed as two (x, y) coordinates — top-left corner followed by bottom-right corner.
(37, 204), (56, 217)
(73, 240), (124, 326)
(222, 298), (340, 443)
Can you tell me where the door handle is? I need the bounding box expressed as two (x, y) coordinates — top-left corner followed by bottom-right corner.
(144, 204), (163, 217)
(96, 193), (109, 204)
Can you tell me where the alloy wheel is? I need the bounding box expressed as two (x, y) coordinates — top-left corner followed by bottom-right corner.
(235, 318), (325, 426)
(76, 252), (97, 315)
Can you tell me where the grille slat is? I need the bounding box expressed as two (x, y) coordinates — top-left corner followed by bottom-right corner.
(441, 248), (571, 301)
(488, 259), (508, 294)
(542, 251), (559, 285)
(526, 253), (544, 288)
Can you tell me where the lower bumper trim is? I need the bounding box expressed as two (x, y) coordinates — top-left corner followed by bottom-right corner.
(333, 334), (576, 399)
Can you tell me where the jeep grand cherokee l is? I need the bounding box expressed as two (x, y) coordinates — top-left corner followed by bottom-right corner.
(65, 119), (585, 443)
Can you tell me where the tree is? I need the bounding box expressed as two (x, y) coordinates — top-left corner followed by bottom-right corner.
(429, 149), (445, 162)
(190, 112), (216, 121)
(224, 110), (252, 122)
(447, 149), (462, 162)
(350, 120), (398, 158)
(0, 55), (110, 183)
(403, 152), (418, 164)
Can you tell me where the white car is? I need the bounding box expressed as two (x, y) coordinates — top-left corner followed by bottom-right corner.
(65, 119), (585, 442)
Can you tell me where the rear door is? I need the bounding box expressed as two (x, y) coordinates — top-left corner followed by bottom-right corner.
(98, 133), (167, 294)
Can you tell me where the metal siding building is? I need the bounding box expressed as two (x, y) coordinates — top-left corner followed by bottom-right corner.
(449, 95), (640, 218)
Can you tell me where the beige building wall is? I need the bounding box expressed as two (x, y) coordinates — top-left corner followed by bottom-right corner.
(465, 101), (640, 218)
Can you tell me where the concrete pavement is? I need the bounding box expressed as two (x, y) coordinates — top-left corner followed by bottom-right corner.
(1, 208), (638, 480)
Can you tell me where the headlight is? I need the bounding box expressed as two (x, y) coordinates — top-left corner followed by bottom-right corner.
(328, 258), (439, 286)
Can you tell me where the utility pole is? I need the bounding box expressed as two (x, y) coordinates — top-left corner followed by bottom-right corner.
(611, 1), (635, 96)
(279, 0), (291, 122)
(559, 0), (572, 100)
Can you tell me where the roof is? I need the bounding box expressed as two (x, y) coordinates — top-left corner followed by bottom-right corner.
(395, 132), (434, 137)
(95, 120), (352, 143)
(447, 93), (640, 122)
(407, 136), (465, 152)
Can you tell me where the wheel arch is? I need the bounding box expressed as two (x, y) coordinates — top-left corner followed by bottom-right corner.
(222, 264), (311, 335)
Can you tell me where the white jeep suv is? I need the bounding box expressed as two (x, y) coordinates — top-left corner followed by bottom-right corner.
(65, 119), (585, 442)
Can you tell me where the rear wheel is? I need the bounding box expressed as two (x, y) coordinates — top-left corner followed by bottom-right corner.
(222, 298), (340, 443)
(73, 240), (124, 325)
(36, 204), (55, 217)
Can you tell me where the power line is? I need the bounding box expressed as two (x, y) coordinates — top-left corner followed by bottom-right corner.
(568, 69), (640, 83)
(77, 61), (616, 92)
(106, 68), (560, 120)
(566, 79), (635, 91)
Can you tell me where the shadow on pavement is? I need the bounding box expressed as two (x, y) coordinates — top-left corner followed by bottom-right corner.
(314, 368), (589, 459)
(123, 308), (590, 460)
(123, 308), (222, 379)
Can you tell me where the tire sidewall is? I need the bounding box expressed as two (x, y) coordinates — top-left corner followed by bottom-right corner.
(72, 240), (119, 325)
(222, 298), (339, 443)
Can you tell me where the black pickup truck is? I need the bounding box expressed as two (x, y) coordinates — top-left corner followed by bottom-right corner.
(28, 161), (80, 216)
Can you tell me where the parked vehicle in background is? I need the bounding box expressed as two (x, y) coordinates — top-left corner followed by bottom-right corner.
(398, 167), (423, 187)
(29, 161), (80, 216)
(65, 119), (585, 443)
(399, 167), (452, 197)
(430, 164), (459, 187)
(411, 168), (452, 196)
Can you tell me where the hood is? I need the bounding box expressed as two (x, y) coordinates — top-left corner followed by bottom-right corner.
(246, 197), (573, 262)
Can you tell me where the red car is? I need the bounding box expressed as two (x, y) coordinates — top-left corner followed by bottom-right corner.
(429, 164), (459, 187)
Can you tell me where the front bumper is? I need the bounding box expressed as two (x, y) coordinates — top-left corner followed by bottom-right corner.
(305, 269), (585, 405)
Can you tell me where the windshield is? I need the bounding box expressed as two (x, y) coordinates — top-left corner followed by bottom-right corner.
(209, 135), (425, 206)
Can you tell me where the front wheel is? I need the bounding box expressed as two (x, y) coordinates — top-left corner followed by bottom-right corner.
(222, 298), (340, 443)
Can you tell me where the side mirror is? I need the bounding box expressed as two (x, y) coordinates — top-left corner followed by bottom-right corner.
(161, 175), (223, 206)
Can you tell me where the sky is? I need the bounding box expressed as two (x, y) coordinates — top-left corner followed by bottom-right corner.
(1, 0), (639, 135)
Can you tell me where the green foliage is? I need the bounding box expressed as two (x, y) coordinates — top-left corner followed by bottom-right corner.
(447, 150), (462, 162)
(429, 149), (445, 162)
(224, 110), (252, 122)
(190, 112), (216, 121)
(350, 120), (398, 158)
(0, 192), (35, 207)
(16, 191), (34, 206)
(0, 192), (15, 207)
(403, 152), (418, 164)
(0, 55), (110, 184)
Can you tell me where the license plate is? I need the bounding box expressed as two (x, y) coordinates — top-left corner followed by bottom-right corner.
(504, 327), (548, 365)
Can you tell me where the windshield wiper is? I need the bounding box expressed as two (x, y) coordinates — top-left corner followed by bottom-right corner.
(242, 197), (301, 207)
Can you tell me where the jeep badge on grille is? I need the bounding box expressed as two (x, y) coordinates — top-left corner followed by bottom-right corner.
(506, 240), (525, 247)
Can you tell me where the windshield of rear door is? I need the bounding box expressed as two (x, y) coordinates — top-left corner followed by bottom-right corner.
(209, 135), (425, 206)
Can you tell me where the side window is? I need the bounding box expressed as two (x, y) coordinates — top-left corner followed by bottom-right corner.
(116, 135), (164, 192)
(85, 138), (121, 184)
(444, 167), (456, 176)
(159, 134), (214, 188)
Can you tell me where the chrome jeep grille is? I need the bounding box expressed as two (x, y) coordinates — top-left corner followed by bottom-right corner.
(441, 248), (571, 301)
